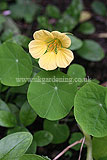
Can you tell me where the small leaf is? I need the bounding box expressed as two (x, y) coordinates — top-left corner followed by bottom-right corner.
(67, 64), (86, 86)
(0, 110), (17, 127)
(77, 40), (104, 61)
(34, 130), (53, 147)
(26, 139), (37, 154)
(44, 120), (70, 144)
(8, 103), (19, 122)
(8, 103), (19, 116)
(65, 151), (72, 157)
(92, 1), (107, 16)
(92, 136), (107, 160)
(74, 82), (107, 137)
(69, 132), (85, 151)
(46, 4), (61, 19)
(19, 101), (37, 127)
(0, 42), (32, 86)
(0, 99), (10, 112)
(68, 35), (83, 50)
(0, 132), (33, 159)
(27, 70), (77, 120)
(78, 22), (95, 34)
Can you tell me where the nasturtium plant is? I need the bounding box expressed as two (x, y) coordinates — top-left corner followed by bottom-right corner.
(44, 119), (70, 144)
(0, 42), (32, 86)
(27, 70), (77, 120)
(74, 82), (107, 137)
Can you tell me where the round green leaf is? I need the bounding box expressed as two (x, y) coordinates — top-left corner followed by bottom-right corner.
(74, 82), (107, 137)
(27, 70), (77, 120)
(19, 101), (37, 127)
(44, 119), (70, 144)
(19, 154), (46, 160)
(0, 42), (32, 86)
(0, 110), (17, 127)
(67, 64), (86, 86)
(91, 1), (107, 16)
(0, 132), (33, 160)
(78, 22), (95, 34)
(77, 40), (104, 61)
(34, 130), (53, 147)
(67, 35), (83, 50)
(92, 136), (107, 160)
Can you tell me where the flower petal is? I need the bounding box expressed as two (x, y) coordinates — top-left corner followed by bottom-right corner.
(29, 40), (47, 59)
(56, 48), (74, 68)
(52, 31), (71, 48)
(33, 30), (54, 42)
(39, 51), (57, 71)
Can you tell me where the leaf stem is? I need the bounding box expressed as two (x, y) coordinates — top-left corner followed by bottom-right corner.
(84, 132), (93, 160)
(53, 138), (83, 160)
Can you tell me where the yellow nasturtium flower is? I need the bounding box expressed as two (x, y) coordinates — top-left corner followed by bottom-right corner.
(29, 30), (74, 70)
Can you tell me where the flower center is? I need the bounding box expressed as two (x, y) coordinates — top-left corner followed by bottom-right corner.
(47, 39), (61, 53)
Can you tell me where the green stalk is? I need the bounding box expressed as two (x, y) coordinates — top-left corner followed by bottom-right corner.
(84, 132), (93, 160)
